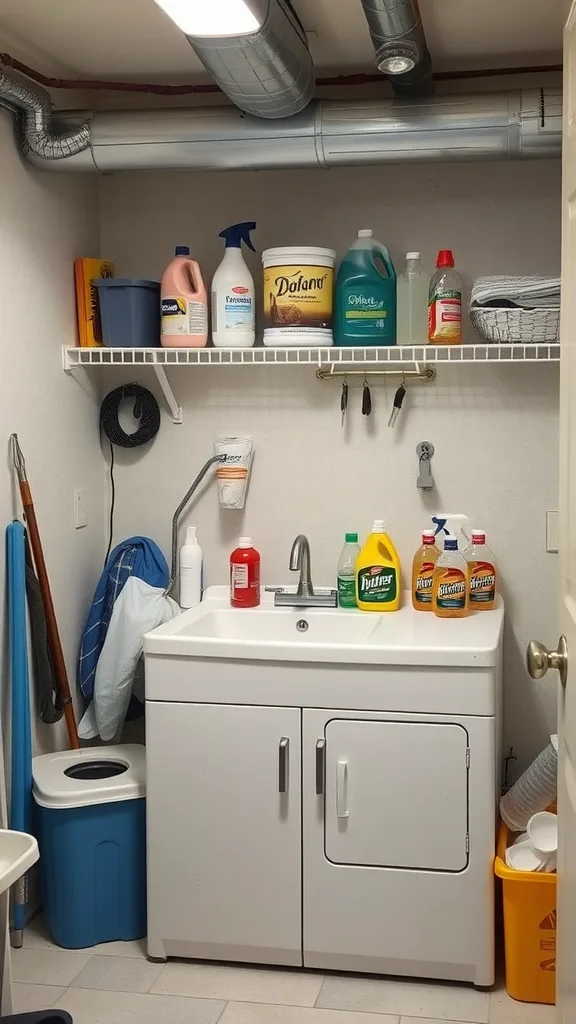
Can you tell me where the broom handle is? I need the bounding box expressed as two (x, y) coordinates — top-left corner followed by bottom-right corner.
(19, 482), (79, 750)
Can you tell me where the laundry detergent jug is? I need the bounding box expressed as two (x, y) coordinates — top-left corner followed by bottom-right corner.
(334, 229), (397, 346)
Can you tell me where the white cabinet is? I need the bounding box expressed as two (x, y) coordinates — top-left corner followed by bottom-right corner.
(146, 702), (302, 964)
(145, 599), (503, 984)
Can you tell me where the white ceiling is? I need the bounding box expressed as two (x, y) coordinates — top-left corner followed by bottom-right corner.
(0, 0), (564, 80)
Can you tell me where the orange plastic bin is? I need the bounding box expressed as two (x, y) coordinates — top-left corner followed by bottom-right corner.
(494, 820), (556, 1005)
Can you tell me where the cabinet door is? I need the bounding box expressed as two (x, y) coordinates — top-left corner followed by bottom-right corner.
(324, 718), (468, 870)
(147, 702), (301, 965)
(303, 709), (492, 981)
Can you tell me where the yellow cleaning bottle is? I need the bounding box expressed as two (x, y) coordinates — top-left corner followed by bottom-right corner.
(356, 519), (402, 612)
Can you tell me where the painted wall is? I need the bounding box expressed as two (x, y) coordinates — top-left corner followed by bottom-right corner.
(0, 109), (105, 757)
(101, 159), (561, 769)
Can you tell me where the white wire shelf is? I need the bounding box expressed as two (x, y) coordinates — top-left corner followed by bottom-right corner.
(63, 343), (560, 369)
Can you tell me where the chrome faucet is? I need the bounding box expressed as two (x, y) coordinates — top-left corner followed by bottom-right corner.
(290, 535), (314, 597)
(274, 534), (338, 608)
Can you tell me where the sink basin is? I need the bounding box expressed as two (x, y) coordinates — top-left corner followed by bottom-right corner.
(183, 608), (380, 645)
(145, 586), (504, 667)
(0, 829), (39, 894)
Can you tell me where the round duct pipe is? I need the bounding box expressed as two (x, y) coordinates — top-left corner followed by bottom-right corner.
(20, 89), (562, 174)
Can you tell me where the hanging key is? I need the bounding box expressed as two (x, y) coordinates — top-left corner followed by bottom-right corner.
(341, 378), (349, 427)
(388, 383), (407, 428)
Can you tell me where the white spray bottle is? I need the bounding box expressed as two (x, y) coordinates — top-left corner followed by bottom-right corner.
(212, 221), (256, 349)
(431, 514), (470, 552)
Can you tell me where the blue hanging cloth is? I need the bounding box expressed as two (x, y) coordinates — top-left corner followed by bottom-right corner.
(7, 521), (33, 935)
(77, 536), (169, 701)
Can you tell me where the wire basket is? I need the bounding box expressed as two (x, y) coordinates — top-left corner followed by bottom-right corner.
(470, 307), (560, 344)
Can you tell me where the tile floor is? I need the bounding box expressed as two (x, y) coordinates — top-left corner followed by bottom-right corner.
(10, 918), (554, 1024)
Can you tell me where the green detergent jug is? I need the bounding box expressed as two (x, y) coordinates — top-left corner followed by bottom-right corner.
(334, 229), (397, 346)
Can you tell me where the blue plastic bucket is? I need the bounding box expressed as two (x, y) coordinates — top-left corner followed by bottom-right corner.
(93, 278), (160, 348)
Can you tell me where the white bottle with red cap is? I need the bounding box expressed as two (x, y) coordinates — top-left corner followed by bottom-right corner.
(466, 529), (497, 611)
(428, 249), (462, 344)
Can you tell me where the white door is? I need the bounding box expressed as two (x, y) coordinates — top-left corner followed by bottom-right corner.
(146, 702), (302, 965)
(303, 708), (495, 983)
(323, 718), (469, 870)
(529, 5), (576, 1016)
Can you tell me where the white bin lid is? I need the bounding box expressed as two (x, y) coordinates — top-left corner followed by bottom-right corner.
(32, 744), (145, 809)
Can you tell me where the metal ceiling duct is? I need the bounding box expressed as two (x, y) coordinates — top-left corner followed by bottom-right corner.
(360, 0), (434, 97)
(0, 70), (561, 172)
(185, 0), (314, 118)
(0, 67), (90, 158)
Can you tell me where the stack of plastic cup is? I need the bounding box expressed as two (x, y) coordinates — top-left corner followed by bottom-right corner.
(500, 737), (557, 832)
(505, 811), (558, 872)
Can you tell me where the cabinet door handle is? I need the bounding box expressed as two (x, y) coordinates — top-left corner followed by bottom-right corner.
(279, 737), (289, 793)
(337, 760), (350, 818)
(315, 739), (326, 795)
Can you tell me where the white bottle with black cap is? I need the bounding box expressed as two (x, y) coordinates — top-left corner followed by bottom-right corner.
(180, 526), (203, 608)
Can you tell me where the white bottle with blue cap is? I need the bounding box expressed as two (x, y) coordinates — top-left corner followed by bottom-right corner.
(212, 222), (257, 349)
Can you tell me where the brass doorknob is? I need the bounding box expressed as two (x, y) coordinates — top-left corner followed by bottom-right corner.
(527, 635), (568, 688)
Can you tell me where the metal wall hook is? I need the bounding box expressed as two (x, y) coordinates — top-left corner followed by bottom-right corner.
(416, 441), (435, 490)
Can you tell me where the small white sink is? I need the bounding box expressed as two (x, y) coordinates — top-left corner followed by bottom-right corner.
(145, 586), (504, 668)
(0, 830), (39, 894)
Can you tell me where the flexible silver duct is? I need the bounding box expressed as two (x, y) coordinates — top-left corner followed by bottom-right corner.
(16, 88), (561, 173)
(186, 0), (314, 118)
(0, 68), (91, 159)
(360, 0), (434, 97)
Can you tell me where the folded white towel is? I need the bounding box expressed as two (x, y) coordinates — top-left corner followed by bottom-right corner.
(471, 275), (560, 309)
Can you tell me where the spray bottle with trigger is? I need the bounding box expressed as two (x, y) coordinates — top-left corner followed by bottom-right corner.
(212, 221), (257, 349)
(431, 513), (470, 552)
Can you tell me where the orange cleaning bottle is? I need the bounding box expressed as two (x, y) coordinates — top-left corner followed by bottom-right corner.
(466, 529), (497, 610)
(412, 530), (440, 611)
(432, 535), (468, 618)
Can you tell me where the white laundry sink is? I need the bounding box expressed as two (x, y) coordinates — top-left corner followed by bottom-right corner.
(144, 586), (504, 667)
(0, 830), (38, 894)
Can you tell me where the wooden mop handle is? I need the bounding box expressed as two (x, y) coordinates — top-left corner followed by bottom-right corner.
(12, 436), (80, 751)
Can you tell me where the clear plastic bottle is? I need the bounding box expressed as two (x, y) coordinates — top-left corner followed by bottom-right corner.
(432, 535), (468, 617)
(337, 532), (361, 608)
(465, 529), (497, 610)
(397, 252), (429, 345)
(412, 529), (440, 611)
(428, 249), (462, 344)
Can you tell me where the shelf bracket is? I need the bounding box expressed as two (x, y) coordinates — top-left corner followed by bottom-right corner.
(153, 366), (183, 424)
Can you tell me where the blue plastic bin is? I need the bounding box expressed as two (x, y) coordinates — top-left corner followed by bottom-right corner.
(32, 745), (146, 949)
(93, 278), (160, 347)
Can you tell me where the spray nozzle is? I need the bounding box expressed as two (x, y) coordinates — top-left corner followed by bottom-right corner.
(219, 221), (257, 252)
(431, 516), (447, 537)
(432, 514), (470, 544)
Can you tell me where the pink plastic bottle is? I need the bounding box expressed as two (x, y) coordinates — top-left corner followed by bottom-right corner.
(161, 245), (208, 348)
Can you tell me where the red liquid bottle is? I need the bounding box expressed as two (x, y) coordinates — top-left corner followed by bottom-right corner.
(230, 537), (261, 608)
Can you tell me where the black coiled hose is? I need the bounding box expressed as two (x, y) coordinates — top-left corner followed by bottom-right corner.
(100, 384), (161, 560)
(100, 383), (160, 449)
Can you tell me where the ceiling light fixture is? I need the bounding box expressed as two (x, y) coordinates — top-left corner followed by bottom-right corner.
(154, 0), (262, 37)
(379, 54), (416, 74)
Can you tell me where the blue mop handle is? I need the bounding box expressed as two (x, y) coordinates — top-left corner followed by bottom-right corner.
(7, 522), (32, 934)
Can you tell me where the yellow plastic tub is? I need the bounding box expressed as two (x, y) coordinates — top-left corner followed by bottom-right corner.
(494, 820), (556, 1005)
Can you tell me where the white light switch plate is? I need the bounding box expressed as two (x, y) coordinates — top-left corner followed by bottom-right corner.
(546, 510), (559, 553)
(74, 489), (88, 529)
